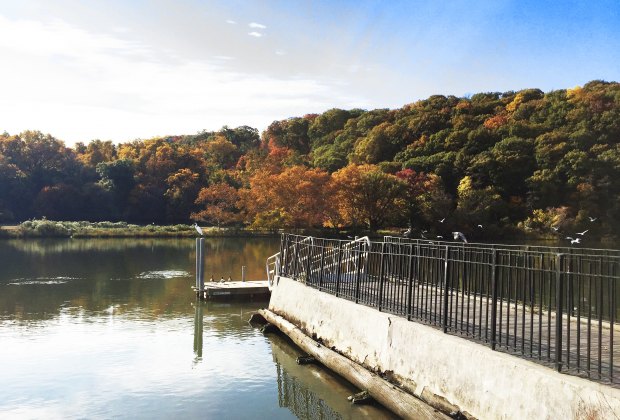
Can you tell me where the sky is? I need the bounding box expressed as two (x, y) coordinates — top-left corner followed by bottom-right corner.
(0, 0), (619, 146)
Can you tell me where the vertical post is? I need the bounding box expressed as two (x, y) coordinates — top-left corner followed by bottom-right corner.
(242, 265), (246, 282)
(305, 240), (313, 284)
(196, 238), (205, 296)
(555, 253), (564, 372)
(355, 245), (363, 303)
(442, 245), (450, 333)
(335, 242), (343, 297)
(490, 249), (499, 350)
(406, 245), (415, 320)
(377, 242), (386, 311)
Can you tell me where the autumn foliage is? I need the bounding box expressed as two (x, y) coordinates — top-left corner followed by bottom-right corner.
(1, 80), (620, 238)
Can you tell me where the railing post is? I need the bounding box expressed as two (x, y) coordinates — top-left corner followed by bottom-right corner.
(335, 242), (343, 297)
(490, 249), (499, 350)
(292, 237), (300, 280)
(279, 233), (285, 275)
(442, 245), (450, 333)
(305, 240), (313, 284)
(378, 242), (386, 311)
(318, 240), (326, 291)
(355, 245), (363, 303)
(406, 245), (415, 320)
(555, 253), (564, 372)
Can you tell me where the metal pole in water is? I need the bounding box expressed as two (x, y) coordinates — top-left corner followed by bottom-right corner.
(196, 238), (205, 296)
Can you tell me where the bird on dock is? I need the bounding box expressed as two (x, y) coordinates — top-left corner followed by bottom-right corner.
(193, 223), (203, 236)
(576, 229), (588, 236)
(402, 227), (412, 238)
(219, 276), (225, 283)
(452, 231), (468, 243)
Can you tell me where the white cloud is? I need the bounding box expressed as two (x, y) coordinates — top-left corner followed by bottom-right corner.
(248, 31), (263, 38)
(225, 19), (236, 24)
(248, 22), (266, 29)
(0, 14), (371, 144)
(275, 50), (286, 56)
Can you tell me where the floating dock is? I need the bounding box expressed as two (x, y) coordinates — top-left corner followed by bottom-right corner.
(194, 280), (270, 300)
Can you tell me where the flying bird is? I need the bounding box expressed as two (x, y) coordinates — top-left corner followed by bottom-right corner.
(576, 229), (588, 236)
(566, 236), (581, 244)
(437, 235), (443, 239)
(551, 226), (559, 231)
(452, 231), (468, 243)
(193, 223), (204, 236)
(589, 217), (597, 222)
(477, 224), (483, 229)
(439, 218), (446, 223)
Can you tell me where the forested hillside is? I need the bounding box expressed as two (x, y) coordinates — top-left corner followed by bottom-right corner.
(1, 80), (619, 239)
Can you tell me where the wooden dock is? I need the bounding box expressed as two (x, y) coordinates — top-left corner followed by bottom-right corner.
(194, 280), (271, 300)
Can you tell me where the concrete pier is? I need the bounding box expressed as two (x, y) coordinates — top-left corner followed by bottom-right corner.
(269, 275), (620, 419)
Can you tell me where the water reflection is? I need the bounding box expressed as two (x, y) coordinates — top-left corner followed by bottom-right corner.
(193, 301), (204, 360)
(0, 237), (279, 323)
(0, 237), (397, 419)
(268, 335), (396, 420)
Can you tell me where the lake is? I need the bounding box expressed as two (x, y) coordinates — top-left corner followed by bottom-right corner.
(0, 237), (395, 419)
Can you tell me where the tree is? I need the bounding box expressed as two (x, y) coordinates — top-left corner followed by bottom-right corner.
(240, 165), (330, 229)
(191, 182), (241, 227)
(330, 164), (405, 230)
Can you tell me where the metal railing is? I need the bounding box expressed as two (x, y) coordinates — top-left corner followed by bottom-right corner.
(277, 233), (620, 385)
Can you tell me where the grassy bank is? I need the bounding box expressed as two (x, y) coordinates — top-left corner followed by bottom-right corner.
(0, 220), (280, 238)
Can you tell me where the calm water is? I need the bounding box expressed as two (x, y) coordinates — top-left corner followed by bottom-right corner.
(0, 238), (395, 419)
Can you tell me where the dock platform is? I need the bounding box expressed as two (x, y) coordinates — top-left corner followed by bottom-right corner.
(194, 280), (270, 300)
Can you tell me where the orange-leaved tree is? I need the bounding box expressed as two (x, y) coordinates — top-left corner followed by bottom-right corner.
(191, 182), (241, 227)
(240, 165), (330, 229)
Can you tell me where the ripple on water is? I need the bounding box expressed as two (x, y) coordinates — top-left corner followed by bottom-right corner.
(6, 277), (81, 286)
(136, 270), (189, 279)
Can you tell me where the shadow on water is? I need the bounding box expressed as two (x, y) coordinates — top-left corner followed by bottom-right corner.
(267, 334), (397, 420)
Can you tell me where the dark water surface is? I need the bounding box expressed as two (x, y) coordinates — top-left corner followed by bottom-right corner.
(0, 238), (395, 419)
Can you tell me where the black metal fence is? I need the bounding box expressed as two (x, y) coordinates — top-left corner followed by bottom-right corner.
(277, 233), (620, 385)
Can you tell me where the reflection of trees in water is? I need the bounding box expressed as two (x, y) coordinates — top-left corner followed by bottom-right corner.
(0, 238), (277, 322)
(276, 364), (342, 420)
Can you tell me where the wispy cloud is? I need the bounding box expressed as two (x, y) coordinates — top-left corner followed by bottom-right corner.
(248, 31), (263, 38)
(248, 22), (266, 29)
(225, 19), (236, 24)
(0, 14), (370, 144)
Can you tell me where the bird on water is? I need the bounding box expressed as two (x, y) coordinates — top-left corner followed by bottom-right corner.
(193, 223), (203, 236)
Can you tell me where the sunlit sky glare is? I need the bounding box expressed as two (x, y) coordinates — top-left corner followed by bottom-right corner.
(0, 0), (619, 146)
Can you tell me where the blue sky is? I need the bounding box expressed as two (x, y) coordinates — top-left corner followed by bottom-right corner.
(0, 0), (618, 145)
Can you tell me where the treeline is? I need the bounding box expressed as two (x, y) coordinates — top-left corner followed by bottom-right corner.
(1, 80), (619, 239)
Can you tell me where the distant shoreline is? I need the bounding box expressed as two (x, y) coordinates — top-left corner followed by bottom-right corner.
(0, 221), (280, 239)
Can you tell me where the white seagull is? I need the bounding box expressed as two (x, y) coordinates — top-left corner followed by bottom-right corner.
(576, 229), (588, 236)
(439, 218), (446, 223)
(589, 217), (597, 222)
(193, 223), (204, 236)
(452, 231), (468, 243)
(477, 224), (483, 229)
(551, 226), (559, 231)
